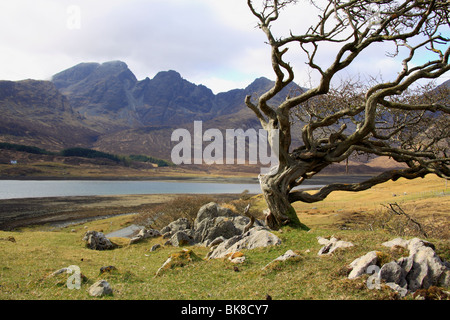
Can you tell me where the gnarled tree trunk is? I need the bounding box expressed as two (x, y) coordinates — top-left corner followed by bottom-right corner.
(259, 163), (310, 230)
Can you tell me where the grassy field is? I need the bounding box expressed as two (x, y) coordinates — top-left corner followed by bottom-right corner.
(0, 175), (448, 300)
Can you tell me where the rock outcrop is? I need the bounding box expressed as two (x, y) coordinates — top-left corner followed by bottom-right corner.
(159, 202), (282, 259)
(347, 237), (450, 297)
(160, 217), (191, 238)
(160, 202), (268, 247)
(381, 238), (450, 292)
(348, 251), (379, 279)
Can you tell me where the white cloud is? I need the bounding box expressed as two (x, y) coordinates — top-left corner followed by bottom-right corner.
(0, 0), (270, 92)
(0, 0), (446, 93)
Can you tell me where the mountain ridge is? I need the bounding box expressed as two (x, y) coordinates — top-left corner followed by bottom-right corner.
(2, 60), (447, 162)
(52, 60), (300, 130)
(0, 60), (300, 159)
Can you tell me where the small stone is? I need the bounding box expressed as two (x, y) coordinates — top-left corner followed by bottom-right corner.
(130, 228), (161, 244)
(150, 244), (161, 252)
(50, 267), (72, 277)
(263, 250), (300, 270)
(317, 236), (354, 255)
(88, 280), (113, 297)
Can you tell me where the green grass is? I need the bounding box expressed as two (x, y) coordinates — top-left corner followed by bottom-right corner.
(2, 223), (447, 300)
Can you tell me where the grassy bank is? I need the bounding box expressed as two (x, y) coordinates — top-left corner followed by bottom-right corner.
(0, 175), (448, 300)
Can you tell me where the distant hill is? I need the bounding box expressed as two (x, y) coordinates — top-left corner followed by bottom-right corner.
(0, 79), (98, 151)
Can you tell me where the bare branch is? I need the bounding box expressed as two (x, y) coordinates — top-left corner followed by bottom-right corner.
(288, 166), (433, 204)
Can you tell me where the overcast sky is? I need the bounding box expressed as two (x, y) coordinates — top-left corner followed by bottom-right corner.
(0, 0), (448, 94)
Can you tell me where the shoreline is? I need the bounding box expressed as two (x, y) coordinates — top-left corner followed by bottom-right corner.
(0, 193), (246, 231)
(0, 175), (371, 231)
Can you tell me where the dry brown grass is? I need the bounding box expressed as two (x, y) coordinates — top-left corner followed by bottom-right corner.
(132, 195), (214, 229)
(292, 174), (449, 238)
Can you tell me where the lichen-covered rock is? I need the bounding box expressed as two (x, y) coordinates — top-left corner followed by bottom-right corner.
(398, 244), (448, 291)
(161, 217), (191, 237)
(317, 236), (354, 255)
(348, 238), (450, 297)
(158, 202), (267, 250)
(170, 230), (196, 247)
(83, 231), (117, 250)
(381, 238), (410, 249)
(381, 237), (449, 291)
(194, 202), (236, 228)
(382, 237), (435, 252)
(194, 217), (241, 245)
(207, 227), (281, 259)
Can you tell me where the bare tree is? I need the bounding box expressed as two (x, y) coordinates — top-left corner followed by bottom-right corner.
(245, 0), (449, 229)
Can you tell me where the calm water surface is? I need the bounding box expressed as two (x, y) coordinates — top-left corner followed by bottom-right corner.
(0, 176), (368, 200)
(0, 180), (267, 199)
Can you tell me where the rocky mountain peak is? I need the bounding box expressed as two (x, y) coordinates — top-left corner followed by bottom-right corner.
(244, 77), (274, 94)
(152, 70), (183, 81)
(52, 61), (137, 91)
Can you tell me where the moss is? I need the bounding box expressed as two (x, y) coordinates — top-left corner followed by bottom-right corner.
(163, 250), (202, 272)
(389, 245), (409, 260)
(413, 286), (449, 300)
(375, 251), (393, 267)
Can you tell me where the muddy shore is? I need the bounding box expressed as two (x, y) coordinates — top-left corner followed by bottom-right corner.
(0, 193), (242, 230)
